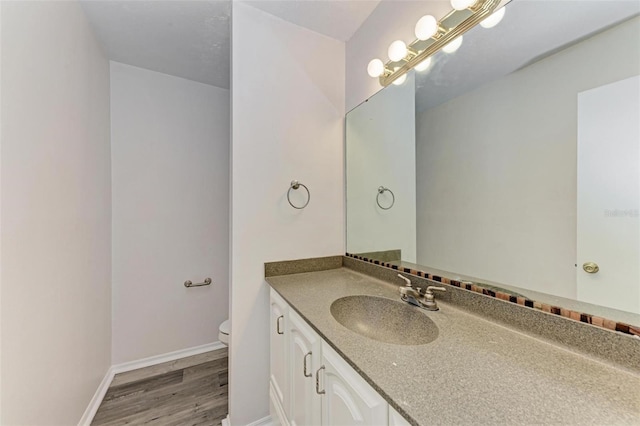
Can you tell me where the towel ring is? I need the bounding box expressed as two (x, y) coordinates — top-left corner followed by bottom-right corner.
(376, 186), (395, 210)
(287, 180), (310, 209)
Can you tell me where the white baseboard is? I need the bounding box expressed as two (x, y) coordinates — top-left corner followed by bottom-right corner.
(111, 341), (226, 375)
(225, 414), (273, 426)
(247, 415), (274, 426)
(78, 341), (226, 426)
(78, 366), (116, 426)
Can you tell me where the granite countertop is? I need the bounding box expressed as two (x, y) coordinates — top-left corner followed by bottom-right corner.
(266, 267), (640, 426)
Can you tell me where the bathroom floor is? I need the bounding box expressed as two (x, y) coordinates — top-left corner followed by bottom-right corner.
(92, 348), (228, 425)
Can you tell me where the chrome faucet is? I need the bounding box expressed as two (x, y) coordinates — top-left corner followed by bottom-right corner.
(398, 274), (446, 311)
(397, 274), (420, 307)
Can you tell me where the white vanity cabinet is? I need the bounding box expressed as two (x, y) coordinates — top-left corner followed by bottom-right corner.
(319, 341), (388, 425)
(270, 289), (393, 426)
(270, 290), (290, 420)
(288, 308), (322, 426)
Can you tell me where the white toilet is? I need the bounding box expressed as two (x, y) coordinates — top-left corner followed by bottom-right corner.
(218, 319), (230, 346)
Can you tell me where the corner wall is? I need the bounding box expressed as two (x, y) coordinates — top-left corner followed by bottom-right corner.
(0, 2), (111, 424)
(110, 62), (230, 364)
(230, 3), (345, 424)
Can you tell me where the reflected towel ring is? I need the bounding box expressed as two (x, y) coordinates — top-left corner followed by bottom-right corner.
(287, 180), (310, 209)
(376, 186), (395, 210)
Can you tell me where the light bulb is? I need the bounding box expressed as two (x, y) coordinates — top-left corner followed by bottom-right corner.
(414, 57), (432, 72)
(450, 0), (476, 10)
(415, 15), (438, 40)
(388, 40), (408, 62)
(443, 36), (463, 53)
(392, 74), (407, 86)
(367, 59), (385, 78)
(480, 7), (505, 28)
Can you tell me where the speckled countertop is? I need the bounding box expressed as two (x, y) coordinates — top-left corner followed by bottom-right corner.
(266, 267), (640, 426)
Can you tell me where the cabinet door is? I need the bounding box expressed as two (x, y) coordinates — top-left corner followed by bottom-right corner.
(270, 290), (289, 418)
(319, 342), (387, 425)
(289, 310), (322, 426)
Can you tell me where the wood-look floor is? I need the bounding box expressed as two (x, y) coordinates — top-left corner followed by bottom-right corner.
(92, 348), (228, 426)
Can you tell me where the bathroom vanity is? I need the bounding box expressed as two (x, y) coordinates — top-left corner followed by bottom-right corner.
(266, 2), (640, 424)
(266, 257), (640, 426)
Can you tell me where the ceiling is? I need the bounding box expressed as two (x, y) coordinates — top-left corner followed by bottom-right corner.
(415, 0), (640, 112)
(80, 1), (231, 89)
(80, 0), (380, 89)
(80, 0), (637, 100)
(243, 0), (380, 42)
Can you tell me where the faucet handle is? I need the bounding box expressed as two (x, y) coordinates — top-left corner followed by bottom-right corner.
(399, 286), (418, 297)
(397, 274), (412, 287)
(420, 286), (446, 311)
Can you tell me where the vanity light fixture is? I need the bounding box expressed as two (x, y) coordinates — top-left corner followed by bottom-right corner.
(451, 0), (477, 11)
(392, 74), (408, 85)
(415, 15), (439, 40)
(367, 59), (385, 78)
(368, 0), (509, 87)
(414, 57), (432, 72)
(388, 40), (409, 62)
(480, 7), (506, 28)
(443, 36), (463, 53)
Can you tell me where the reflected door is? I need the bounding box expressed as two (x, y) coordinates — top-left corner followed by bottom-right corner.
(577, 75), (640, 314)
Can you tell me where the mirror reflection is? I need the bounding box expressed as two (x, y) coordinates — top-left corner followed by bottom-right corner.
(346, 0), (640, 326)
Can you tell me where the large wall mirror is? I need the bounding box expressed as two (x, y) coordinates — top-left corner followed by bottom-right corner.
(346, 0), (640, 329)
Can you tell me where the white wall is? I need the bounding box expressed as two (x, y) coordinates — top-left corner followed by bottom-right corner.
(111, 62), (229, 364)
(231, 3), (345, 424)
(346, 0), (451, 112)
(346, 73), (416, 261)
(415, 17), (640, 299)
(0, 2), (111, 424)
(0, 2), (4, 419)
